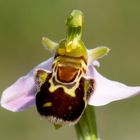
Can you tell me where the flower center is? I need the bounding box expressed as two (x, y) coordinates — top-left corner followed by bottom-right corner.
(57, 65), (78, 83)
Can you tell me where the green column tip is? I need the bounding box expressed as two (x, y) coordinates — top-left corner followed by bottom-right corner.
(65, 10), (83, 28)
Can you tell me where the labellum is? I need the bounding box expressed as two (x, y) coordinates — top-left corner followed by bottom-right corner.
(35, 10), (94, 125)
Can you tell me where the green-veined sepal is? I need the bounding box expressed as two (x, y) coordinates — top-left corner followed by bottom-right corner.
(88, 46), (110, 64)
(42, 37), (58, 53)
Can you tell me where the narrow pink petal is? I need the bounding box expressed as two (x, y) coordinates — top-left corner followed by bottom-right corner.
(93, 60), (100, 67)
(87, 65), (140, 106)
(1, 57), (53, 112)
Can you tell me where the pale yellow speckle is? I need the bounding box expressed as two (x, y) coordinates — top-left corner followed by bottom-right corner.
(43, 102), (52, 107)
(68, 106), (72, 110)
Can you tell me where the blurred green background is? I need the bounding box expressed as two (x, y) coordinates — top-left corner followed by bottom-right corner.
(0, 0), (140, 140)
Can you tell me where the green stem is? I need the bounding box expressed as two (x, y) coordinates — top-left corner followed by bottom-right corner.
(75, 106), (98, 140)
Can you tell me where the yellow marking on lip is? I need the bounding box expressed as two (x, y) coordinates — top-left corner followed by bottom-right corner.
(68, 106), (72, 110)
(43, 102), (52, 107)
(48, 56), (87, 97)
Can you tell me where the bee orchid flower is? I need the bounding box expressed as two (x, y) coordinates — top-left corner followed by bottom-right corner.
(1, 10), (140, 126)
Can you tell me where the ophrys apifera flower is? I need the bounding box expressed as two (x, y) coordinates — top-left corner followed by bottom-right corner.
(1, 10), (140, 126)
